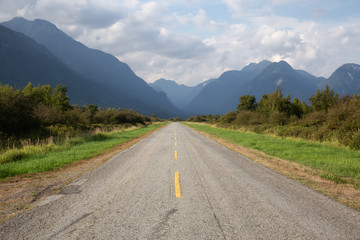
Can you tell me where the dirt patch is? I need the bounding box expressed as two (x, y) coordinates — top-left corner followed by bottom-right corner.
(190, 127), (360, 212)
(0, 126), (164, 223)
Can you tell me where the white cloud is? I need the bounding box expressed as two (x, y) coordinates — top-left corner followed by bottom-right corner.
(0, 0), (360, 85)
(272, 0), (301, 6)
(221, 0), (271, 18)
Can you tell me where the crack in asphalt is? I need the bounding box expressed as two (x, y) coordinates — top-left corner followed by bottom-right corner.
(187, 150), (227, 240)
(48, 212), (92, 240)
(150, 208), (178, 239)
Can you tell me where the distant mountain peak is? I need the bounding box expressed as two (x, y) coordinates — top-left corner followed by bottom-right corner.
(274, 60), (292, 68)
(8, 16), (27, 23)
(9, 17), (55, 27)
(3, 17), (64, 39)
(242, 60), (272, 72)
(325, 63), (360, 95)
(33, 18), (58, 28)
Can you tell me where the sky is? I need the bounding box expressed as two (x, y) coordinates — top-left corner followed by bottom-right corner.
(0, 0), (360, 86)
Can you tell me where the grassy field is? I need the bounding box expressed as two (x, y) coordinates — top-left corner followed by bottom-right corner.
(185, 123), (360, 186)
(0, 124), (165, 178)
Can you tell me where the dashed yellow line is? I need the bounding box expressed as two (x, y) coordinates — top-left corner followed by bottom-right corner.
(174, 142), (177, 146)
(174, 171), (182, 198)
(174, 150), (178, 159)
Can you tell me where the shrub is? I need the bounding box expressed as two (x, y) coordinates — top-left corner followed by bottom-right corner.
(300, 111), (327, 127)
(235, 111), (264, 126)
(220, 111), (237, 124)
(351, 131), (360, 150)
(269, 112), (288, 125)
(234, 111), (251, 125)
(47, 124), (75, 137)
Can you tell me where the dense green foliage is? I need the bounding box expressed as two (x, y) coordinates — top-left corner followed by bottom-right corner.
(0, 83), (160, 150)
(188, 86), (360, 150)
(185, 123), (360, 186)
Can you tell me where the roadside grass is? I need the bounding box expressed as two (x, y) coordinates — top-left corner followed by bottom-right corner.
(185, 123), (360, 187)
(0, 123), (165, 178)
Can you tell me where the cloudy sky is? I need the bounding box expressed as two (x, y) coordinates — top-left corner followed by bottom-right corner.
(1, 0), (360, 86)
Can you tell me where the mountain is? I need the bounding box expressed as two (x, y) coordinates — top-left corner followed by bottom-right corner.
(149, 78), (215, 109)
(184, 60), (359, 115)
(3, 18), (358, 117)
(322, 63), (360, 96)
(296, 69), (326, 85)
(243, 61), (322, 101)
(0, 25), (118, 106)
(184, 60), (272, 115)
(2, 17), (184, 118)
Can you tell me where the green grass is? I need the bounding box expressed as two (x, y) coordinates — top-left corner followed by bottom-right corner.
(185, 123), (360, 183)
(0, 124), (165, 178)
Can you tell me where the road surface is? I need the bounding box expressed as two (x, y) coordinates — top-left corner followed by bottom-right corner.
(1, 123), (359, 239)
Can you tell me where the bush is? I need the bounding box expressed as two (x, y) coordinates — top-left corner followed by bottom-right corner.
(234, 111), (264, 126)
(0, 149), (28, 164)
(269, 112), (288, 125)
(0, 85), (41, 137)
(220, 111), (237, 124)
(47, 124), (75, 137)
(300, 111), (327, 127)
(350, 131), (360, 150)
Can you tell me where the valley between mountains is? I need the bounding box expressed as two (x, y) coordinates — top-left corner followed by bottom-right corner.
(1, 17), (360, 117)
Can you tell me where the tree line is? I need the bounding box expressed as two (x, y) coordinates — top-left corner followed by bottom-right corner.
(188, 86), (360, 150)
(0, 83), (160, 149)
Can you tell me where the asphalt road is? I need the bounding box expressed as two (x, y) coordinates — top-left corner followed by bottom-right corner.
(1, 122), (360, 239)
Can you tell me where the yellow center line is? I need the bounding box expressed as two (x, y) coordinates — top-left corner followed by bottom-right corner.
(174, 142), (177, 146)
(174, 150), (178, 159)
(174, 171), (182, 198)
(174, 136), (177, 141)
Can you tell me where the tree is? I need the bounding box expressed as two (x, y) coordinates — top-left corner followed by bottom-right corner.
(257, 89), (292, 117)
(23, 83), (53, 106)
(309, 85), (339, 113)
(220, 111), (237, 124)
(52, 85), (71, 112)
(86, 104), (98, 123)
(0, 84), (40, 137)
(291, 98), (309, 118)
(237, 95), (257, 112)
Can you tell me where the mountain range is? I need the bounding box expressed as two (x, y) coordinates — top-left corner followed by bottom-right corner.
(0, 24), (116, 107)
(1, 17), (360, 117)
(1, 17), (185, 118)
(151, 61), (360, 115)
(149, 78), (216, 110)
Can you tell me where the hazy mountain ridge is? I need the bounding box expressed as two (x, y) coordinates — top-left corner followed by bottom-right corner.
(1, 17), (185, 118)
(242, 61), (320, 101)
(151, 61), (360, 115)
(149, 78), (215, 109)
(2, 17), (359, 117)
(323, 63), (360, 96)
(0, 25), (116, 106)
